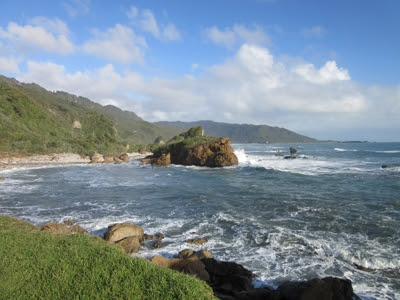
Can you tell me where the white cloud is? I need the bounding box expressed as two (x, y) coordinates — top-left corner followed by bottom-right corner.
(127, 6), (181, 41)
(62, 0), (90, 17)
(17, 44), (400, 141)
(0, 21), (75, 55)
(204, 24), (270, 48)
(301, 26), (327, 38)
(0, 56), (20, 73)
(83, 24), (147, 64)
(293, 60), (350, 84)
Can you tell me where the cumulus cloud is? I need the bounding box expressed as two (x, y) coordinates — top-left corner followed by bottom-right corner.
(17, 44), (400, 141)
(293, 60), (350, 84)
(127, 6), (181, 41)
(0, 20), (75, 55)
(301, 26), (327, 38)
(204, 24), (270, 48)
(83, 24), (147, 64)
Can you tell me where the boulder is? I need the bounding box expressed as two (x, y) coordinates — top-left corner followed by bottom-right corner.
(290, 147), (297, 155)
(103, 155), (114, 163)
(104, 222), (144, 244)
(152, 240), (163, 249)
(113, 157), (122, 164)
(179, 249), (213, 260)
(186, 237), (208, 245)
(202, 258), (254, 294)
(277, 276), (355, 300)
(150, 255), (210, 281)
(90, 152), (104, 163)
(151, 153), (171, 167)
(179, 249), (196, 259)
(41, 222), (87, 235)
(119, 153), (129, 162)
(115, 236), (142, 254)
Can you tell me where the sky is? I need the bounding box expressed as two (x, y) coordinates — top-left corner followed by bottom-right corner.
(0, 0), (399, 142)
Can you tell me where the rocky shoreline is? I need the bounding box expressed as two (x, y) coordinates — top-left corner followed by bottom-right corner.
(0, 152), (151, 171)
(40, 220), (360, 300)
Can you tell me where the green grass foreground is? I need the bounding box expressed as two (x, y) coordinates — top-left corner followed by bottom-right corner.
(0, 216), (216, 300)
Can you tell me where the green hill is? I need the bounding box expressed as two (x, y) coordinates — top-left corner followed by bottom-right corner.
(0, 215), (215, 300)
(156, 120), (317, 143)
(0, 75), (181, 154)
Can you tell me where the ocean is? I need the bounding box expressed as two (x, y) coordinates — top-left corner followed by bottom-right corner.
(1, 142), (399, 299)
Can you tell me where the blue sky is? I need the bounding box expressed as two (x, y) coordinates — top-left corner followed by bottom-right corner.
(0, 0), (399, 141)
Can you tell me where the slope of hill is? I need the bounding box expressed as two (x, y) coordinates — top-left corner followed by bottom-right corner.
(0, 80), (126, 155)
(0, 76), (181, 153)
(156, 120), (317, 143)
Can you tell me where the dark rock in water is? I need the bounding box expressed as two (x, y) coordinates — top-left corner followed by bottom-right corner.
(202, 258), (254, 294)
(234, 287), (276, 300)
(186, 237), (208, 245)
(152, 240), (163, 249)
(290, 147), (297, 155)
(41, 221), (87, 235)
(284, 155), (297, 159)
(277, 276), (355, 300)
(150, 255), (210, 281)
(353, 263), (374, 272)
(381, 165), (392, 169)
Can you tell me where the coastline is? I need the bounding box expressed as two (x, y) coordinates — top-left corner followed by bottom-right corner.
(0, 152), (151, 172)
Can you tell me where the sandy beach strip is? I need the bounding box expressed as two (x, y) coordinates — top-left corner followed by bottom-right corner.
(0, 152), (150, 172)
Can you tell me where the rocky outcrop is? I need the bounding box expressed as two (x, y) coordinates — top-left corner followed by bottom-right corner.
(150, 255), (210, 281)
(104, 222), (144, 254)
(143, 126), (238, 168)
(41, 221), (87, 235)
(181, 138), (238, 167)
(277, 277), (356, 300)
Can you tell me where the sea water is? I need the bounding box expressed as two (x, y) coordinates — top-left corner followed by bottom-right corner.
(1, 143), (399, 299)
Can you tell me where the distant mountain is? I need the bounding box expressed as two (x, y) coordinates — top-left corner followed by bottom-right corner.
(156, 120), (317, 143)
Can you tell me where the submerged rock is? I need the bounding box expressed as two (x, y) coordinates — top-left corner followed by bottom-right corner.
(185, 237), (208, 245)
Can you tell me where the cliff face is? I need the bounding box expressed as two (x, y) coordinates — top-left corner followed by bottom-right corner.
(145, 127), (238, 168)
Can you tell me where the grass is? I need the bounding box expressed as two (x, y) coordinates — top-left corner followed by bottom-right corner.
(0, 216), (216, 300)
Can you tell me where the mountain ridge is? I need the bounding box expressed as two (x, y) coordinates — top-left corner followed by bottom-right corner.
(156, 120), (317, 143)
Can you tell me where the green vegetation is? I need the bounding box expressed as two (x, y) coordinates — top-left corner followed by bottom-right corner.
(157, 120), (318, 143)
(154, 126), (218, 157)
(0, 215), (216, 300)
(0, 75), (182, 155)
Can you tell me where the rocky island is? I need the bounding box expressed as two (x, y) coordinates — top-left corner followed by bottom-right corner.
(142, 126), (238, 167)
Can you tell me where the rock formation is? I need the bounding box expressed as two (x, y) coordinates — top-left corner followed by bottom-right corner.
(144, 126), (238, 167)
(41, 221), (87, 235)
(103, 222), (144, 254)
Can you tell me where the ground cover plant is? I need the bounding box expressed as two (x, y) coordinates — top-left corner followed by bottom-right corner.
(0, 215), (216, 300)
